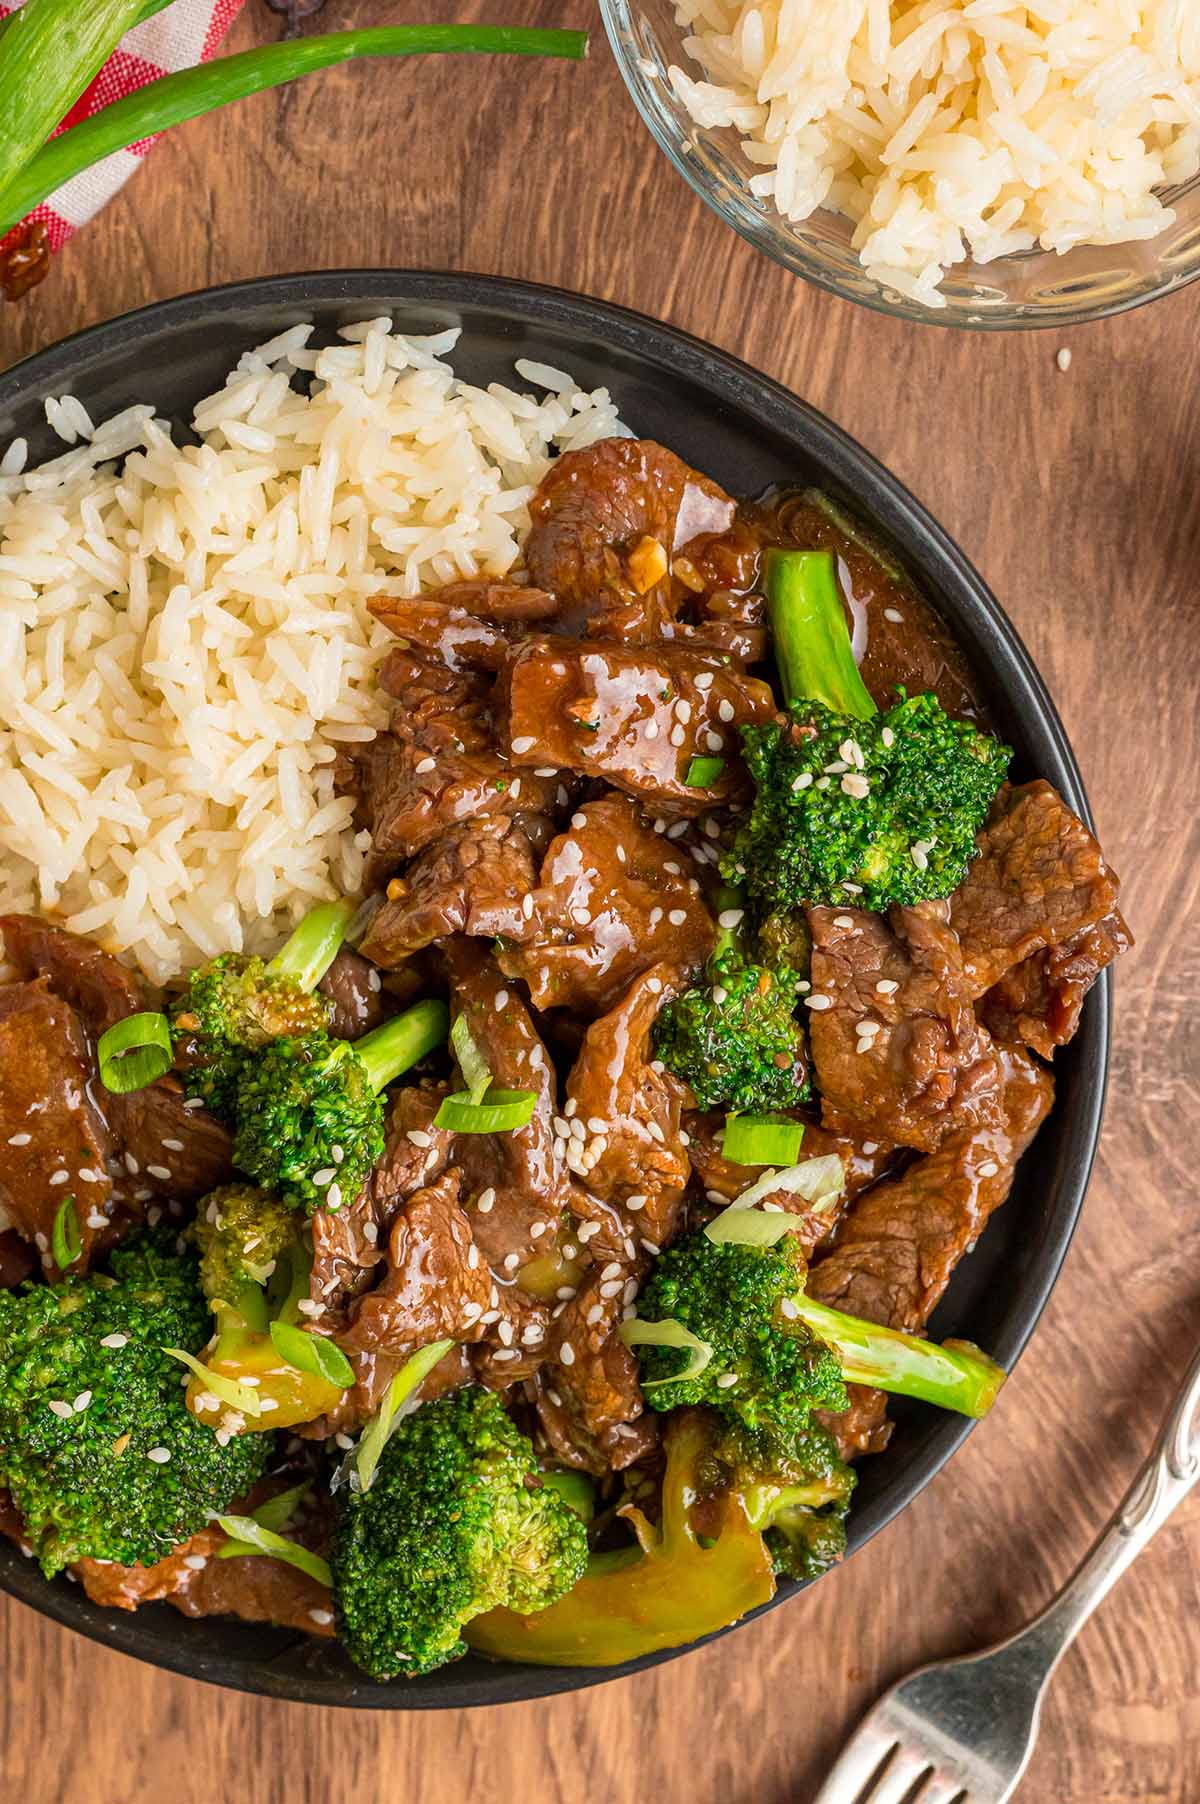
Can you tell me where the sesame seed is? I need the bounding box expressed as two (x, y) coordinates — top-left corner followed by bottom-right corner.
(806, 994), (833, 1011)
(718, 908), (744, 930)
(557, 785), (570, 807)
(862, 1141), (879, 1154)
(215, 1429), (231, 1446)
(565, 1097), (578, 1118)
(645, 721), (660, 740)
(86, 1210), (106, 1230)
(792, 772), (814, 792)
(6, 1133), (30, 1147)
(667, 820), (689, 839)
(586, 1304), (604, 1325)
(841, 773), (870, 799)
(674, 699), (692, 724)
(717, 698), (736, 723)
(498, 1319), (514, 1346)
(406, 1129), (432, 1148)
(978, 1160), (1000, 1178)
(512, 735), (537, 755)
(296, 1299), (324, 1317)
(309, 1608), (334, 1626)
(833, 915), (855, 929)
(715, 1373), (738, 1389)
(696, 672), (713, 689)
(183, 1554), (208, 1571)
(626, 1194), (647, 1212)
(876, 979), (899, 995)
(816, 776), (832, 791)
(504, 1253), (521, 1271)
(779, 1297), (799, 1320)
(335, 1432), (356, 1450)
(509, 778), (522, 800)
(182, 1097), (205, 1111)
(576, 1221), (600, 1242)
(48, 1170), (69, 1186)
(523, 1324), (545, 1345)
(415, 755), (437, 774)
(884, 608), (904, 624)
(599, 1280), (623, 1299)
(124, 1153), (139, 1174)
(881, 726), (895, 748)
(162, 1138), (185, 1153)
(669, 724), (686, 747)
(522, 892), (535, 920)
(77, 1167), (99, 1183)
(842, 882), (864, 894)
(494, 989), (510, 1012)
(647, 1120), (665, 1143)
(461, 1302), (483, 1324)
(529, 1220), (547, 1238)
(73, 1391), (92, 1412)
(705, 732), (724, 752)
(571, 1118), (587, 1142)
(146, 1447), (171, 1465)
(559, 1342), (576, 1366)
(327, 1185), (342, 1209)
(494, 1348), (519, 1362)
(47, 1399), (73, 1419)
(476, 1187), (496, 1213)
(311, 1167), (335, 1187)
(586, 1117), (606, 1136)
(664, 860), (682, 875)
(147, 1165), (172, 1182)
(466, 1244), (480, 1271)
(668, 908), (688, 926)
(648, 907), (663, 928)
(910, 843), (930, 871)
(100, 1332), (128, 1349)
(572, 907), (592, 926)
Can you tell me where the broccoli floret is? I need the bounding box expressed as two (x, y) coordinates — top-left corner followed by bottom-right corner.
(653, 944), (809, 1112)
(232, 1000), (447, 1214)
(703, 1415), (855, 1584)
(0, 1232), (269, 1576)
(182, 1185), (350, 1433)
(332, 1386), (588, 1679)
(171, 900), (353, 1117)
(725, 549), (1010, 912)
(634, 1234), (847, 1455)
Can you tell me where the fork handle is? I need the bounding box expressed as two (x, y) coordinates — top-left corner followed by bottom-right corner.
(998, 1342), (1200, 1682)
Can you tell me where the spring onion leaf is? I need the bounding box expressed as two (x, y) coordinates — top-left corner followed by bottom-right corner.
(163, 1346), (264, 1419)
(618, 1317), (712, 1385)
(215, 1515), (333, 1589)
(450, 1012), (493, 1108)
(721, 1113), (804, 1168)
(685, 755), (726, 788)
(0, 26), (590, 237)
(50, 1195), (82, 1271)
(250, 1480), (312, 1535)
(96, 1010), (172, 1094)
(723, 1152), (845, 1217)
(268, 1319), (355, 1390)
(703, 1205), (798, 1246)
(352, 1336), (456, 1493)
(434, 1088), (538, 1134)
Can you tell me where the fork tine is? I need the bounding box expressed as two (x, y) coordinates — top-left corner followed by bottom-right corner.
(811, 1726), (900, 1804)
(910, 1783), (968, 1804)
(865, 1750), (937, 1804)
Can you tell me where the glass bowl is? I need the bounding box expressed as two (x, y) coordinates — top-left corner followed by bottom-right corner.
(600, 0), (1200, 330)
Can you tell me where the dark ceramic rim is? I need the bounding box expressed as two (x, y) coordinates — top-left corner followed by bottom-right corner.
(0, 271), (1110, 1707)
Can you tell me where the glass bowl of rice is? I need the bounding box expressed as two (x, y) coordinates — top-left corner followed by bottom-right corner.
(601, 0), (1200, 328)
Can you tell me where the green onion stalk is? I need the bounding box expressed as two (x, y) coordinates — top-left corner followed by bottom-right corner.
(0, 13), (590, 238)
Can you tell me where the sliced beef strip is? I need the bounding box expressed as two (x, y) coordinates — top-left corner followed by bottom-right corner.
(500, 635), (774, 816)
(0, 981), (116, 1271)
(807, 901), (1002, 1153)
(525, 438), (737, 638)
(358, 814), (539, 966)
(319, 947), (390, 1041)
(980, 910), (1132, 1059)
(352, 651), (562, 866)
(0, 915), (233, 1203)
(683, 1109), (904, 1255)
(563, 962), (691, 1254)
(950, 781), (1124, 997)
(441, 939), (570, 1271)
(338, 1171), (496, 1358)
(534, 1267), (654, 1475)
(72, 1482), (334, 1634)
(496, 794), (716, 1013)
(368, 582), (559, 674)
(308, 1083), (453, 1321)
(809, 1045), (1054, 1458)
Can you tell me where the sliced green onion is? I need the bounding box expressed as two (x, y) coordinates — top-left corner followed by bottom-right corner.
(704, 1205), (798, 1246)
(163, 1346), (263, 1419)
(250, 1480), (312, 1535)
(96, 1010), (172, 1094)
(685, 755), (726, 788)
(215, 1515), (332, 1589)
(268, 1319), (355, 1390)
(450, 1012), (493, 1108)
(721, 1113), (804, 1168)
(353, 1336), (455, 1493)
(618, 1317), (712, 1385)
(0, 25), (590, 238)
(725, 1152), (845, 1216)
(51, 1195), (82, 1271)
(434, 1088), (537, 1134)
(539, 1470), (595, 1522)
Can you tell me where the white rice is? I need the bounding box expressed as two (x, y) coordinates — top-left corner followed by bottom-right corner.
(668, 0), (1200, 305)
(0, 322), (627, 983)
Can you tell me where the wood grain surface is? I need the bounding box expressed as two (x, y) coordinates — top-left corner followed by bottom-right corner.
(2, 3), (1198, 1800)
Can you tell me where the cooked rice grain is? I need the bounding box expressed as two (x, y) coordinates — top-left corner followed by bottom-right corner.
(669, 0), (1200, 305)
(0, 323), (626, 982)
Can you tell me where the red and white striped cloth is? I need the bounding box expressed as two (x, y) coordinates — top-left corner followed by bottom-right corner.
(0, 0), (245, 262)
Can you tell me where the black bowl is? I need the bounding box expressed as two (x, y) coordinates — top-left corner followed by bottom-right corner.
(0, 272), (1109, 1707)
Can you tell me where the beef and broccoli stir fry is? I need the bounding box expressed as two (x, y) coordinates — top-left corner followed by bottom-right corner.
(0, 438), (1129, 1676)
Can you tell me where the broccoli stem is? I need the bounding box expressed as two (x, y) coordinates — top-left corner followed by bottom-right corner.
(765, 547), (876, 720)
(265, 898), (356, 993)
(792, 1293), (1005, 1418)
(351, 999), (450, 1096)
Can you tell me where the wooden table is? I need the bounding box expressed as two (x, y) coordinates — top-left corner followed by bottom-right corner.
(2, 3), (1198, 1799)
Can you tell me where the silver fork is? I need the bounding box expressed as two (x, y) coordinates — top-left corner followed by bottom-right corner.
(814, 1343), (1200, 1804)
